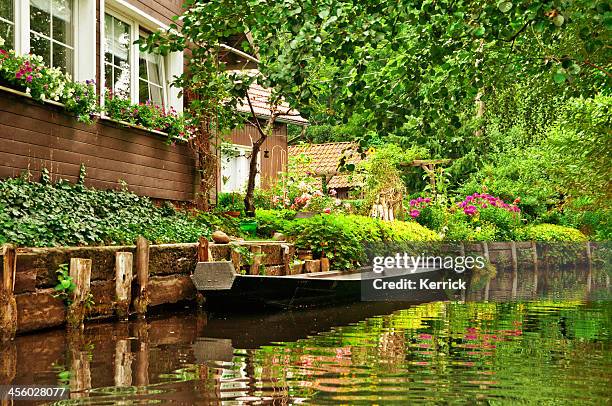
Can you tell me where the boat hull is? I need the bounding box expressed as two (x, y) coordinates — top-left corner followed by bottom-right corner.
(201, 267), (456, 311)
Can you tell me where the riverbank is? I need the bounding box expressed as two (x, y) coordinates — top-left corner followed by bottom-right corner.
(1, 240), (606, 336)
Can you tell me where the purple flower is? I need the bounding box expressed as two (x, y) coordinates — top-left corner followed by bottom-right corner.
(410, 209), (420, 218)
(464, 205), (477, 216)
(424, 197), (432, 203)
(25, 75), (33, 82)
(410, 199), (417, 206)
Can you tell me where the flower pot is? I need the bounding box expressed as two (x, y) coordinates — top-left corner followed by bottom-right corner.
(239, 220), (258, 237)
(225, 211), (241, 218)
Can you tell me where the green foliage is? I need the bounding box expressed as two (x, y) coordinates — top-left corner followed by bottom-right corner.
(255, 209), (296, 238)
(0, 176), (211, 247)
(286, 215), (366, 271)
(217, 192), (245, 213)
(285, 214), (439, 271)
(103, 92), (195, 142)
(53, 263), (76, 304)
(547, 95), (611, 205)
(515, 223), (588, 242)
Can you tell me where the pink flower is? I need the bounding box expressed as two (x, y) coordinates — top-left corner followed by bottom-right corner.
(323, 207), (331, 214)
(329, 189), (337, 196)
(410, 209), (420, 218)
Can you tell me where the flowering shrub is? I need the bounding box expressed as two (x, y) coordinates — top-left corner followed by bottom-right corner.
(456, 193), (520, 216)
(104, 91), (195, 142)
(408, 196), (433, 218)
(0, 39), (97, 122)
(0, 37), (193, 139)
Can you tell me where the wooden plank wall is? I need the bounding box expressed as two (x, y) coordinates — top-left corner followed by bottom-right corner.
(0, 90), (196, 201)
(229, 122), (288, 188)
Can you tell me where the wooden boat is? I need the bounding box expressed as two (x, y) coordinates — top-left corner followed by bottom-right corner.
(191, 261), (460, 311)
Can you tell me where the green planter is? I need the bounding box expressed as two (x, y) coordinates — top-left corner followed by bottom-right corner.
(239, 220), (258, 237)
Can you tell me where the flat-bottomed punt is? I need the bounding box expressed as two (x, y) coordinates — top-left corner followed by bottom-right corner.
(191, 262), (455, 310)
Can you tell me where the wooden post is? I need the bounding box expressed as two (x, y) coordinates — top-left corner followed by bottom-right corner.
(482, 242), (490, 302)
(230, 246), (241, 274)
(198, 236), (210, 262)
(114, 339), (133, 387)
(531, 241), (539, 295)
(304, 260), (321, 273)
(133, 236), (150, 316)
(0, 341), (16, 385)
(133, 320), (149, 387)
(510, 242), (518, 299)
(250, 245), (262, 275)
(281, 244), (291, 275)
(67, 258), (92, 329)
(0, 244), (17, 342)
(67, 331), (91, 399)
(586, 242), (592, 293)
(320, 257), (330, 273)
(115, 252), (133, 319)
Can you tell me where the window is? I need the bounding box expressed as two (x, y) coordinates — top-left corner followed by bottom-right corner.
(103, 12), (169, 106)
(138, 35), (165, 106)
(30, 0), (74, 75)
(0, 0), (14, 49)
(104, 13), (131, 98)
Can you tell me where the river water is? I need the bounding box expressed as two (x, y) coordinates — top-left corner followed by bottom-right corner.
(6, 266), (611, 405)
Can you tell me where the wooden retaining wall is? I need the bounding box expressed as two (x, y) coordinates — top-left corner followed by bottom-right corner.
(8, 241), (295, 334)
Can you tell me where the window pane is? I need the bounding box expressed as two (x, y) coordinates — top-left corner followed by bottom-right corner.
(114, 67), (130, 97)
(147, 60), (162, 86)
(0, 20), (13, 49)
(104, 63), (113, 92)
(149, 84), (163, 106)
(113, 16), (130, 63)
(139, 79), (149, 103)
(53, 44), (72, 75)
(30, 0), (51, 37)
(0, 0), (13, 19)
(30, 33), (51, 66)
(104, 14), (113, 63)
(52, 0), (73, 45)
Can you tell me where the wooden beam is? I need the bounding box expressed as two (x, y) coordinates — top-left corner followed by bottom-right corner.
(0, 244), (17, 342)
(115, 252), (133, 319)
(67, 258), (92, 329)
(133, 236), (150, 316)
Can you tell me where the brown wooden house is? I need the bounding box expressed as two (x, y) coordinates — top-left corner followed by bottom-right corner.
(0, 0), (305, 203)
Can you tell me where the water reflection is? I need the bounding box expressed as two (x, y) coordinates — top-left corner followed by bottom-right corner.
(3, 266), (610, 404)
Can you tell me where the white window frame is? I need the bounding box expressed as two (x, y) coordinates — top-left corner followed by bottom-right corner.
(7, 0), (96, 82)
(101, 0), (183, 112)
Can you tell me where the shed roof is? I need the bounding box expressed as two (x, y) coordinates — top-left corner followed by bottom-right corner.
(235, 79), (308, 125)
(288, 142), (364, 189)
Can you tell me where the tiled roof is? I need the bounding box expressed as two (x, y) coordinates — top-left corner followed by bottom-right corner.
(235, 81), (308, 125)
(288, 142), (363, 184)
(327, 173), (365, 189)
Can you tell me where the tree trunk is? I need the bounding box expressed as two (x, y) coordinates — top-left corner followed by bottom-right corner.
(244, 135), (266, 216)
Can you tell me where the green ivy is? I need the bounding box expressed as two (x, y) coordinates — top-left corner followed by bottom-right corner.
(0, 175), (212, 247)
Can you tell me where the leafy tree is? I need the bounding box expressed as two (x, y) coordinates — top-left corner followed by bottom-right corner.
(142, 0), (610, 212)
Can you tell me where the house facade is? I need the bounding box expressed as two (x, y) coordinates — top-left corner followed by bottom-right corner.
(0, 0), (303, 202)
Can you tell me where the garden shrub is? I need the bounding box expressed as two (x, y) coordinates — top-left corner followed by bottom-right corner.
(515, 224), (587, 242)
(0, 176), (210, 246)
(284, 213), (439, 271)
(216, 192), (245, 213)
(255, 209), (297, 237)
